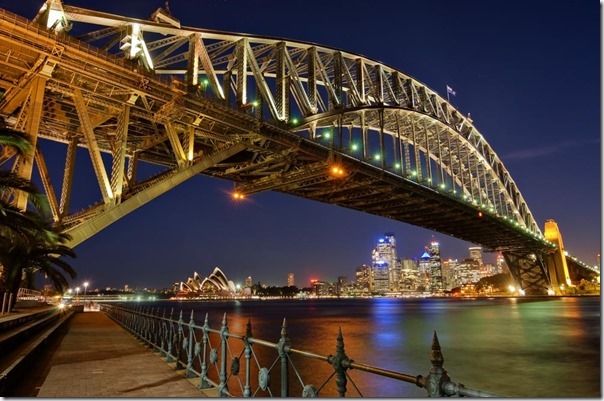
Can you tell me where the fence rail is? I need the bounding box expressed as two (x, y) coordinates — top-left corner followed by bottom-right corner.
(101, 303), (497, 397)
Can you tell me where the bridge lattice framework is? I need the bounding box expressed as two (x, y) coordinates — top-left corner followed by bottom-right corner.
(0, 1), (598, 294)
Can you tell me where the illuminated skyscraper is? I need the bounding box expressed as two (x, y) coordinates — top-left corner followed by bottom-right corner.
(371, 233), (397, 293)
(400, 258), (420, 292)
(418, 251), (432, 292)
(468, 247), (483, 266)
(355, 264), (371, 291)
(287, 272), (295, 287)
(496, 253), (506, 274)
(442, 258), (458, 291)
(429, 240), (443, 294)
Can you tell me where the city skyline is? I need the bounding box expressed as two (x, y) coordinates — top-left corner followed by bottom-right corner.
(94, 235), (499, 290)
(9, 0), (599, 289)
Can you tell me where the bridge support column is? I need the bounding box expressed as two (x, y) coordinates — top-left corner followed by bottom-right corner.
(503, 252), (550, 295)
(542, 219), (572, 294)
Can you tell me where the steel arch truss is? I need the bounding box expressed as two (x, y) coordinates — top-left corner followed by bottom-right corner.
(0, 1), (597, 284)
(48, 1), (538, 235)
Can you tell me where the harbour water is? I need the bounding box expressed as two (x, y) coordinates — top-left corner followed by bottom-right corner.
(144, 296), (600, 397)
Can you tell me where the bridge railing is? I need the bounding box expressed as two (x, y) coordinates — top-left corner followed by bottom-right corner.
(100, 303), (497, 397)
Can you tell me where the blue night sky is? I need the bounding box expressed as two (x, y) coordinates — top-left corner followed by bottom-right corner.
(3, 0), (600, 289)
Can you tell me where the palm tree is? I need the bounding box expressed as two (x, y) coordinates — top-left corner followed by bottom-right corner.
(0, 226), (76, 304)
(0, 126), (76, 310)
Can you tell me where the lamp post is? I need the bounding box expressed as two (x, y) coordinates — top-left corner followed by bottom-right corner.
(83, 281), (89, 296)
(75, 287), (80, 304)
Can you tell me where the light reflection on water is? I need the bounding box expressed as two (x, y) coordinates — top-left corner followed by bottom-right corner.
(142, 297), (599, 397)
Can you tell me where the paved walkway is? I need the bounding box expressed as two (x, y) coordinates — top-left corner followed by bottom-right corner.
(37, 312), (203, 397)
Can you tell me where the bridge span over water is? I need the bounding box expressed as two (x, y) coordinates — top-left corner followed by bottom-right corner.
(0, 0), (598, 295)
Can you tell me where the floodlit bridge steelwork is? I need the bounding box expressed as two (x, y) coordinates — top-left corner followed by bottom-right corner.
(0, 0), (598, 295)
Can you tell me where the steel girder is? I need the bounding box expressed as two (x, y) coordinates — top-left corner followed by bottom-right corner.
(0, 4), (597, 284)
(35, 2), (539, 234)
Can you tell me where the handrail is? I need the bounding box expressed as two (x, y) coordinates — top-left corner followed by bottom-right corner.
(100, 303), (498, 397)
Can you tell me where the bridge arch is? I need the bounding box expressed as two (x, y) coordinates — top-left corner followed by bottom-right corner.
(0, 2), (597, 295)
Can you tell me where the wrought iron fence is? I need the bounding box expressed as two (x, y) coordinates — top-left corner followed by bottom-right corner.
(101, 303), (497, 397)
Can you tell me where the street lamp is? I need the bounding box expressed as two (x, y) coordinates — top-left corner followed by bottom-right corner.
(75, 287), (80, 303)
(83, 281), (89, 296)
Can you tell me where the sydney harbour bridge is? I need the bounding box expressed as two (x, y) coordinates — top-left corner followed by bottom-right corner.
(0, 0), (598, 295)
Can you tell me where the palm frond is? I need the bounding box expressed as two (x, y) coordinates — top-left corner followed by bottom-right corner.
(0, 127), (31, 155)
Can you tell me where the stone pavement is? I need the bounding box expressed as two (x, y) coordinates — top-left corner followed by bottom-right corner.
(37, 312), (203, 397)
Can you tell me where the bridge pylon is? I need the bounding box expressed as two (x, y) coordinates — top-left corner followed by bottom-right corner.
(542, 219), (572, 295)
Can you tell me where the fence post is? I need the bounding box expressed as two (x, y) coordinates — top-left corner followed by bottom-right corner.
(424, 331), (449, 397)
(243, 319), (253, 397)
(1, 292), (6, 315)
(218, 313), (229, 396)
(176, 310), (184, 369)
(331, 327), (350, 397)
(160, 309), (167, 357)
(186, 310), (195, 378)
(166, 308), (175, 362)
(277, 318), (290, 397)
(199, 313), (211, 389)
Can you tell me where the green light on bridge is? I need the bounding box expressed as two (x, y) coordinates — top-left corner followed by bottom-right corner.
(323, 131), (331, 139)
(395, 163), (401, 169)
(202, 78), (210, 86)
(351, 143), (359, 151)
(291, 117), (299, 125)
(252, 100), (259, 107)
(374, 154), (381, 161)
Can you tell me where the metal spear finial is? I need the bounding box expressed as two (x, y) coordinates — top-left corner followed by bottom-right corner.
(221, 312), (227, 327)
(336, 327), (345, 352)
(246, 318), (253, 338)
(431, 330), (444, 368)
(281, 317), (287, 337)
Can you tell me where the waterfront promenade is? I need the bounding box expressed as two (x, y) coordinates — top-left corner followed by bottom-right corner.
(37, 312), (204, 397)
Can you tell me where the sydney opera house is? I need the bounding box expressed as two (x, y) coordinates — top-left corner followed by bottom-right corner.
(174, 267), (238, 298)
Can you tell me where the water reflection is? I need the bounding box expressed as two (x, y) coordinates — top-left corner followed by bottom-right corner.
(145, 297), (599, 397)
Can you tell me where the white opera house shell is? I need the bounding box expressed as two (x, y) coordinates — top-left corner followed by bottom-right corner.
(175, 267), (237, 297)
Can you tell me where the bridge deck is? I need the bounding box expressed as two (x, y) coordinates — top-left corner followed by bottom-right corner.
(37, 311), (204, 397)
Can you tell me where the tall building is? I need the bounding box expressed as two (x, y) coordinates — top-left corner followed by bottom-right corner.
(336, 276), (348, 295)
(355, 264), (371, 291)
(496, 253), (506, 274)
(287, 272), (295, 287)
(468, 247), (483, 266)
(441, 258), (458, 291)
(400, 258), (419, 292)
(418, 251), (432, 292)
(244, 276), (253, 288)
(371, 233), (397, 293)
(429, 240), (443, 294)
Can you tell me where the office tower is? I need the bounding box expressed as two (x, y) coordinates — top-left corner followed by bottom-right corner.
(429, 240), (443, 294)
(371, 233), (397, 293)
(468, 246), (483, 266)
